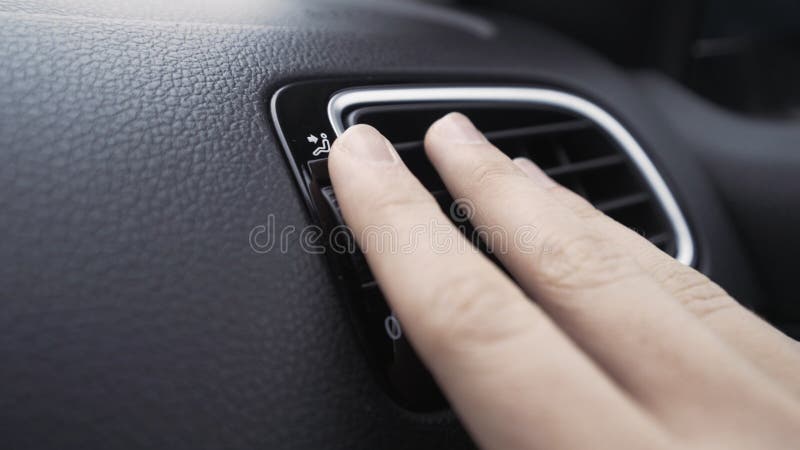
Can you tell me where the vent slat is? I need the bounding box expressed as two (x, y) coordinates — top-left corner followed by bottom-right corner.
(648, 232), (672, 246)
(595, 192), (650, 213)
(484, 120), (592, 141)
(544, 154), (626, 177)
(394, 141), (424, 152)
(391, 120), (591, 152)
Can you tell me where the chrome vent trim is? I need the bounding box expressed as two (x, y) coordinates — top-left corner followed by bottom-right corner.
(327, 86), (695, 266)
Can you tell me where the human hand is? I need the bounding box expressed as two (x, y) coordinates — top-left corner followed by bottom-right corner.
(327, 113), (800, 450)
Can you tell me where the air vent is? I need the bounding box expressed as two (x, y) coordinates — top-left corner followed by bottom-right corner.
(271, 82), (695, 412)
(329, 86), (694, 265)
(346, 107), (674, 253)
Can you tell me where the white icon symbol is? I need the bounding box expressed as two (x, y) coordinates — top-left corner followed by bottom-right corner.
(384, 314), (402, 341)
(307, 132), (331, 156)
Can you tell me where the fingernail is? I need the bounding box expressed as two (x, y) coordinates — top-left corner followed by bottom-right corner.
(433, 112), (487, 144)
(336, 124), (397, 163)
(513, 157), (557, 188)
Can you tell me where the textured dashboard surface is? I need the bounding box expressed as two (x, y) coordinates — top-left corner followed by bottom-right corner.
(0, 1), (761, 449)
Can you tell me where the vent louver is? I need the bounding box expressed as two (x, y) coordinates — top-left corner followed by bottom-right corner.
(339, 98), (683, 258)
(327, 86), (696, 411)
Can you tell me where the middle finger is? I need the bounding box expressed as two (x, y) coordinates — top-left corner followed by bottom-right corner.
(423, 113), (797, 435)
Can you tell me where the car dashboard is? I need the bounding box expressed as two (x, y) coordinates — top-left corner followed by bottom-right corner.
(1, 1), (797, 448)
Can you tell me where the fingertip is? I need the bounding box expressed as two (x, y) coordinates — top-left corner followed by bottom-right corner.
(426, 112), (487, 146)
(331, 124), (397, 164)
